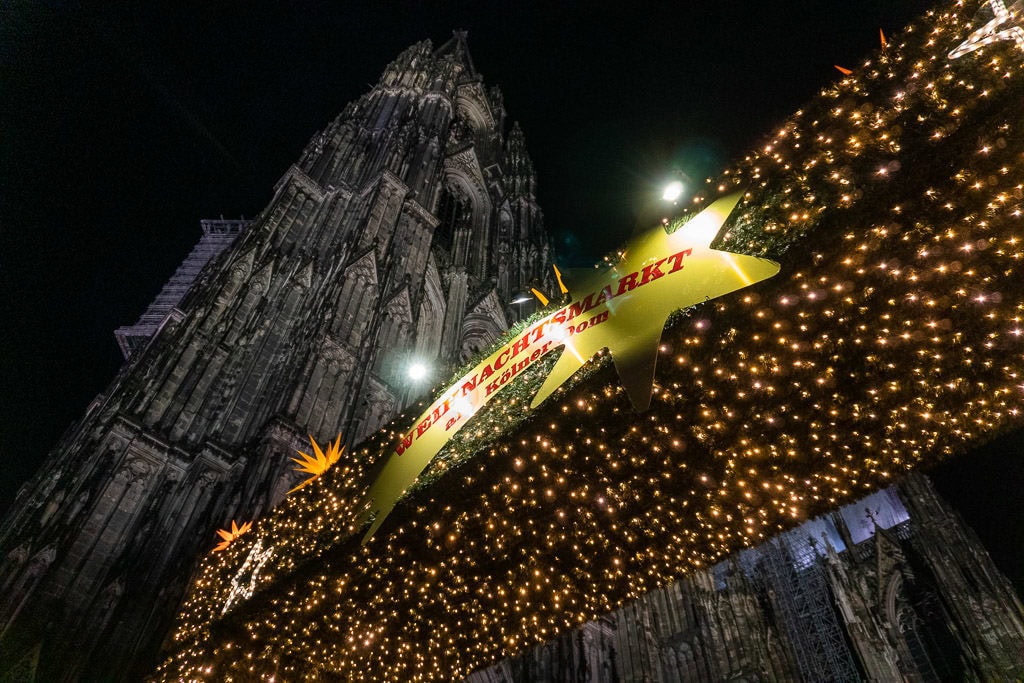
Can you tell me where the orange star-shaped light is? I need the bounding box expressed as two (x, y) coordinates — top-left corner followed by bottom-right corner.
(213, 519), (253, 552)
(288, 434), (344, 494)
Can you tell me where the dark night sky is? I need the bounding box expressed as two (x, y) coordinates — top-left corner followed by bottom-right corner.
(1, 1), (1021, 592)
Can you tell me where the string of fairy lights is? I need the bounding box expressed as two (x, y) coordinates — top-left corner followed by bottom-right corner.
(156, 1), (1024, 679)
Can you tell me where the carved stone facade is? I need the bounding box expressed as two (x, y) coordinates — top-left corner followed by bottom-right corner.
(0, 33), (551, 681)
(467, 474), (1024, 682)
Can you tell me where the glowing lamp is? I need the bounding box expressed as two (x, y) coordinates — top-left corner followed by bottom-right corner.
(408, 362), (429, 381)
(662, 181), (684, 202)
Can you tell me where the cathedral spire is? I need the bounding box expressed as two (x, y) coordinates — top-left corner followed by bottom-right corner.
(504, 122), (537, 199)
(434, 29), (477, 79)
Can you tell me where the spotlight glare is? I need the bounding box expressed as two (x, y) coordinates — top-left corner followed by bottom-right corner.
(662, 180), (684, 202)
(408, 362), (429, 381)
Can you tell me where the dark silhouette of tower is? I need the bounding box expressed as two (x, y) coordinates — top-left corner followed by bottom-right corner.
(0, 32), (551, 681)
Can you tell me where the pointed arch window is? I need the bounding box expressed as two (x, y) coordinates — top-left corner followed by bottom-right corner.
(435, 182), (473, 255)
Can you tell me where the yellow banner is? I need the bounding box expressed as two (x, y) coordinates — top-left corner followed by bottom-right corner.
(358, 193), (780, 542)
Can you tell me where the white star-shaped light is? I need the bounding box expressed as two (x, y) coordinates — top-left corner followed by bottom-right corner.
(221, 537), (274, 614)
(949, 0), (1024, 60)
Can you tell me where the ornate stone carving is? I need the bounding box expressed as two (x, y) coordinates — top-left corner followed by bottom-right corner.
(320, 336), (356, 373)
(197, 471), (219, 489)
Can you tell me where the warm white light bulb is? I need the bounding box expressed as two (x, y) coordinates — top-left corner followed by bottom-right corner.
(662, 180), (684, 201)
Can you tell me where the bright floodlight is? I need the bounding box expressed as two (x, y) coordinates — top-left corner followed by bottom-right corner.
(662, 180), (684, 202)
(408, 362), (429, 381)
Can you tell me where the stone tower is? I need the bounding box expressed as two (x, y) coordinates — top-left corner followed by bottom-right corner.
(0, 32), (552, 681)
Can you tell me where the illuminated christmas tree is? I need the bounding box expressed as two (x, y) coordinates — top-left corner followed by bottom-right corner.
(157, 1), (1024, 679)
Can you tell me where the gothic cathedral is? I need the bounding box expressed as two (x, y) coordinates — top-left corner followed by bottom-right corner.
(0, 33), (552, 681)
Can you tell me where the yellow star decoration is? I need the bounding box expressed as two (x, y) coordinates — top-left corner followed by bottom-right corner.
(288, 434), (344, 494)
(530, 192), (781, 412)
(212, 519), (253, 552)
(358, 193), (779, 543)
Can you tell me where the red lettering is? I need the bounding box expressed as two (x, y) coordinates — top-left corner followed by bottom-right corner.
(445, 416), (458, 430)
(553, 308), (567, 324)
(479, 364), (494, 382)
(667, 248), (692, 273)
(494, 348), (511, 370)
(396, 431), (414, 455)
(510, 334), (531, 357)
(416, 416), (432, 437)
(485, 379), (501, 396)
(566, 294), (596, 321)
(640, 257), (668, 286)
(616, 270), (639, 296)
(430, 399), (450, 423)
(594, 285), (615, 306)
(459, 376), (478, 397)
